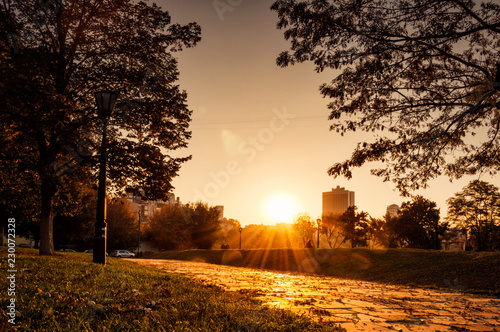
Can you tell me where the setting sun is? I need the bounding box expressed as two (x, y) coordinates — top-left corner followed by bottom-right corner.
(262, 192), (300, 224)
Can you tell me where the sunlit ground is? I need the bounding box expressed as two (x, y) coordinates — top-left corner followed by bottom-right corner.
(135, 258), (500, 332)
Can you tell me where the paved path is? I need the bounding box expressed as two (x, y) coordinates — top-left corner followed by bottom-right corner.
(133, 259), (500, 332)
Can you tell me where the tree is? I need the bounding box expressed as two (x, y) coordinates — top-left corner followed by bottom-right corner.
(390, 196), (447, 249)
(320, 213), (344, 248)
(366, 217), (387, 249)
(272, 0), (500, 195)
(106, 198), (138, 252)
(383, 211), (405, 248)
(217, 218), (241, 249)
(337, 206), (368, 248)
(447, 180), (500, 250)
(0, 0), (201, 255)
(292, 213), (316, 247)
(189, 202), (223, 250)
(146, 203), (192, 251)
(53, 183), (97, 250)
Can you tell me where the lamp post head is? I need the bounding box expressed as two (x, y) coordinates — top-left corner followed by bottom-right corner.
(95, 91), (119, 118)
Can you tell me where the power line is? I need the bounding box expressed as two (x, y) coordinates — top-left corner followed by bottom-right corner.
(190, 114), (329, 128)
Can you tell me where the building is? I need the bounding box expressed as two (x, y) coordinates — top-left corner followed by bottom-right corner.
(215, 205), (224, 220)
(386, 204), (400, 218)
(126, 192), (180, 219)
(322, 186), (355, 216)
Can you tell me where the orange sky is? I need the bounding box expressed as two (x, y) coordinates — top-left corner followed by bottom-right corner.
(159, 0), (500, 226)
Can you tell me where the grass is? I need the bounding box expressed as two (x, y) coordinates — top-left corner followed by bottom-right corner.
(0, 248), (345, 332)
(148, 248), (500, 296)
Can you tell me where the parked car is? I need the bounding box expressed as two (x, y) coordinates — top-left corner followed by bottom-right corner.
(110, 250), (135, 258)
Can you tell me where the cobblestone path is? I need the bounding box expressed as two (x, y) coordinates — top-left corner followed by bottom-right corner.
(133, 259), (500, 332)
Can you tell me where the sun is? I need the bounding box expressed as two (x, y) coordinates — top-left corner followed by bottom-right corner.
(262, 192), (299, 224)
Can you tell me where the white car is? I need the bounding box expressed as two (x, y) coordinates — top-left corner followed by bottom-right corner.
(110, 250), (135, 258)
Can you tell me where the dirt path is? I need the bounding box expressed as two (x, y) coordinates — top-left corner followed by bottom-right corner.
(133, 259), (500, 332)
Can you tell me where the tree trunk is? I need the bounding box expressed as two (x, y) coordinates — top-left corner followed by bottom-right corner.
(39, 177), (55, 255)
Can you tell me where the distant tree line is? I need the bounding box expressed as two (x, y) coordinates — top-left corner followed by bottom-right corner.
(294, 180), (500, 251)
(144, 202), (229, 250)
(8, 180), (499, 252)
(315, 195), (446, 250)
(6, 190), (231, 252)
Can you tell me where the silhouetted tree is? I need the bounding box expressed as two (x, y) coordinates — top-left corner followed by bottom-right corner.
(383, 212), (405, 248)
(292, 213), (316, 247)
(0, 0), (201, 255)
(320, 213), (343, 248)
(217, 218), (241, 249)
(390, 196), (447, 249)
(106, 198), (138, 252)
(447, 180), (500, 251)
(337, 206), (368, 248)
(53, 185), (96, 250)
(366, 217), (387, 249)
(272, 0), (500, 195)
(145, 203), (192, 251)
(189, 202), (223, 249)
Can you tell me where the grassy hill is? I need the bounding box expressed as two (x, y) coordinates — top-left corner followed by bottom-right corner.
(148, 248), (500, 296)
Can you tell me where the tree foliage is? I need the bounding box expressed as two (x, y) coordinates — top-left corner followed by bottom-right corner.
(145, 202), (222, 250)
(145, 203), (191, 251)
(320, 213), (343, 248)
(366, 216), (387, 249)
(387, 196), (447, 249)
(53, 184), (97, 250)
(272, 0), (500, 195)
(106, 198), (138, 252)
(292, 213), (316, 247)
(447, 180), (500, 250)
(337, 206), (368, 248)
(0, 0), (201, 254)
(189, 202), (223, 250)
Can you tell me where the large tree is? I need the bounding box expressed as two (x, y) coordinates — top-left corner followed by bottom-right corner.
(447, 180), (500, 250)
(337, 206), (368, 248)
(271, 0), (500, 195)
(320, 213), (343, 248)
(189, 202), (223, 250)
(106, 198), (138, 252)
(292, 213), (317, 247)
(0, 0), (201, 255)
(145, 203), (193, 251)
(388, 195), (446, 249)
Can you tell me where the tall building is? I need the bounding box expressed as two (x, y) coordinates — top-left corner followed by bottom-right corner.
(322, 186), (355, 216)
(215, 205), (224, 220)
(386, 204), (400, 218)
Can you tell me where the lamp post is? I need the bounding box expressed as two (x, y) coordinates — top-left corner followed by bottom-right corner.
(93, 91), (119, 265)
(316, 218), (321, 249)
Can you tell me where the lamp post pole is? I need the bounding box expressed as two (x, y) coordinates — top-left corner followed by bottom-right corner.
(93, 91), (119, 265)
(316, 218), (321, 249)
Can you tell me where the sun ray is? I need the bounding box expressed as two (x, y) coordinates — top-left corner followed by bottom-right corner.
(262, 192), (300, 224)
